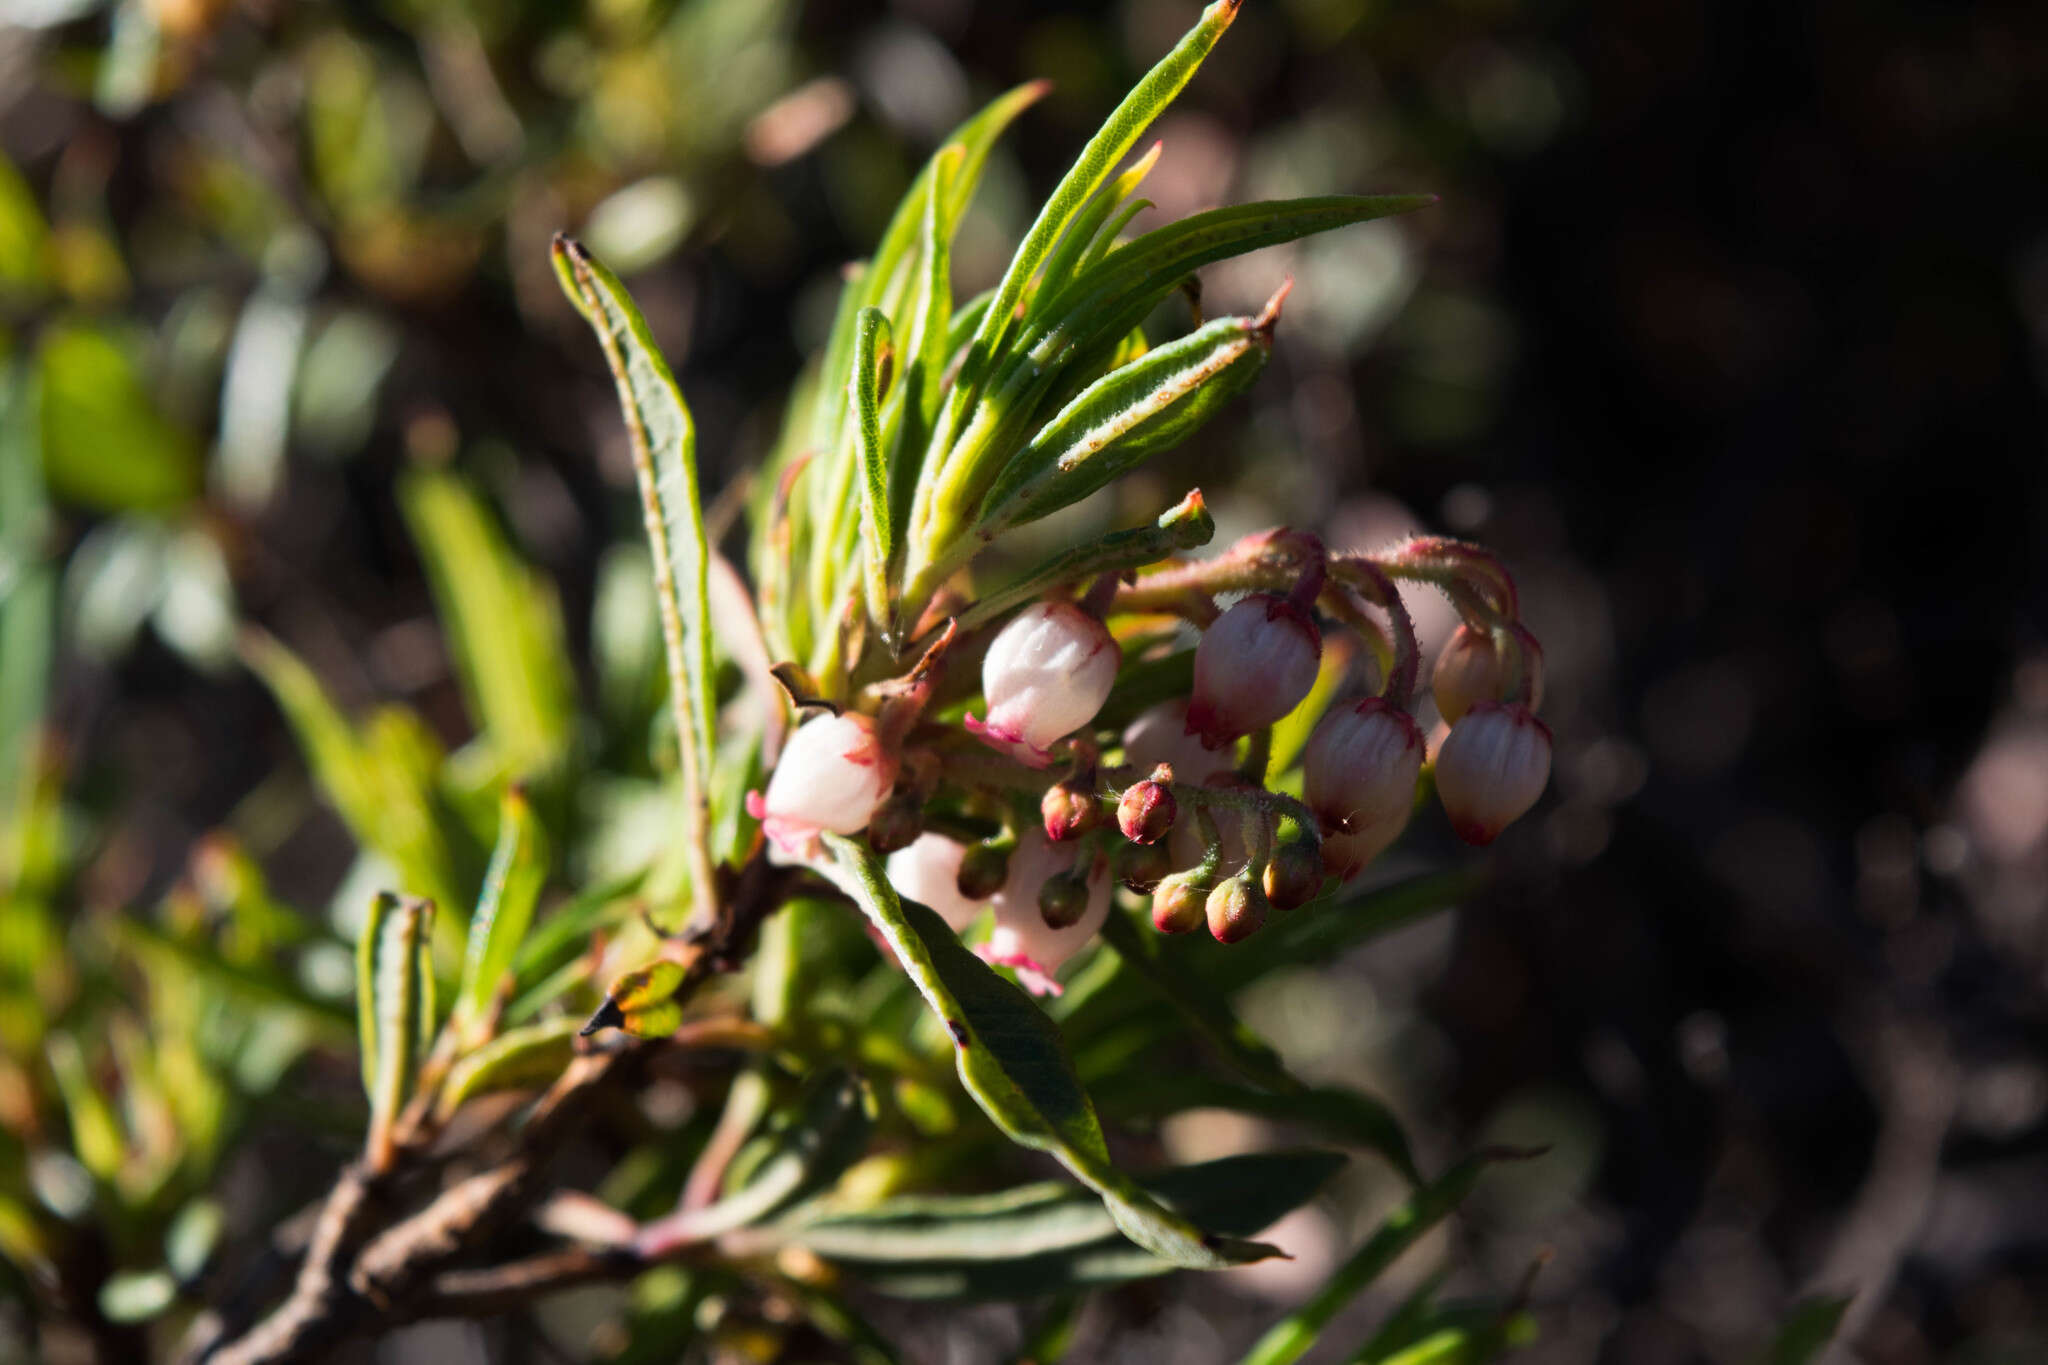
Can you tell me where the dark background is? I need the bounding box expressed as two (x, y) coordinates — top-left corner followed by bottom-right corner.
(4, 0), (2047, 1359)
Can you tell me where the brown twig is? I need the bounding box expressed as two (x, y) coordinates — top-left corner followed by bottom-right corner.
(186, 854), (802, 1365)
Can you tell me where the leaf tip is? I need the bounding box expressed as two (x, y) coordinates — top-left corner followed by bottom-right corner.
(1253, 276), (1294, 336)
(580, 997), (626, 1037)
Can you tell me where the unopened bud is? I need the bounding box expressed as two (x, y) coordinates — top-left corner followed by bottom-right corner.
(980, 830), (1112, 995)
(887, 834), (989, 932)
(1116, 777), (1176, 844)
(1434, 701), (1552, 845)
(1262, 839), (1325, 911)
(748, 712), (897, 858)
(1205, 874), (1268, 944)
(1037, 870), (1092, 929)
(1431, 623), (1544, 725)
(1041, 778), (1104, 843)
(1186, 594), (1321, 750)
(1150, 872), (1209, 934)
(866, 790), (925, 854)
(1117, 840), (1173, 894)
(955, 840), (1013, 901)
(966, 602), (1122, 768)
(1302, 697), (1425, 879)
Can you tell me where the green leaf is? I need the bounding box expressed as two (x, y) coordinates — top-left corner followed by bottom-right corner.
(1200, 870), (1480, 995)
(977, 312), (1272, 535)
(0, 361), (54, 858)
(587, 958), (688, 1039)
(1765, 1295), (1853, 1365)
(1099, 1071), (1417, 1187)
(361, 893), (434, 1168)
(850, 306), (895, 629)
(453, 785), (548, 1043)
(36, 321), (199, 513)
(966, 0), (1239, 377)
(787, 1149), (1344, 1300)
(435, 1016), (580, 1119)
(823, 833), (1278, 1270)
(552, 235), (718, 905)
(1038, 196), (1436, 360)
(114, 919), (352, 1036)
(637, 1069), (875, 1252)
(952, 490), (1214, 635)
(242, 631), (470, 925)
(1238, 1154), (1497, 1365)
(398, 469), (574, 778)
(46, 1033), (126, 1181)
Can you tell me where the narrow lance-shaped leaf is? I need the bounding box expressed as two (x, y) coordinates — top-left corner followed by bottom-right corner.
(1766, 1295), (1854, 1365)
(778, 1150), (1345, 1301)
(914, 0), (1239, 561)
(952, 489), (1214, 635)
(398, 469), (574, 777)
(822, 833), (1277, 1270)
(552, 236), (718, 914)
(962, 0), (1239, 381)
(637, 1070), (875, 1254)
(362, 893), (434, 1173)
(975, 306), (1275, 536)
(850, 306), (895, 631)
(452, 785), (547, 1044)
(434, 1016), (580, 1120)
(926, 198), (1432, 550)
(1238, 1153), (1501, 1365)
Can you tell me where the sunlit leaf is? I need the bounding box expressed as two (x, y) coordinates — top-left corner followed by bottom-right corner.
(786, 1149), (1344, 1300)
(452, 785), (548, 1043)
(823, 833), (1278, 1270)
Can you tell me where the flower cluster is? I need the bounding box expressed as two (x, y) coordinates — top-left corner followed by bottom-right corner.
(748, 526), (1550, 996)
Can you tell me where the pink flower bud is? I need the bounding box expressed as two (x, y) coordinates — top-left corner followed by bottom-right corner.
(1262, 840), (1325, 910)
(966, 601), (1121, 767)
(978, 829), (1110, 995)
(1117, 840), (1173, 894)
(1123, 700), (1232, 786)
(1185, 595), (1321, 750)
(748, 712), (896, 858)
(1301, 698), (1425, 879)
(885, 833), (989, 933)
(1041, 777), (1104, 843)
(1205, 874), (1268, 943)
(1431, 623), (1544, 725)
(1150, 871), (1208, 934)
(1433, 701), (1552, 845)
(1116, 778), (1176, 844)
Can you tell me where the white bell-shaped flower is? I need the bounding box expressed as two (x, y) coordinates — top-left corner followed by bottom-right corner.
(749, 711), (895, 858)
(979, 829), (1111, 996)
(885, 833), (989, 933)
(1302, 697), (1425, 879)
(1186, 595), (1321, 750)
(1433, 701), (1551, 845)
(966, 602), (1121, 767)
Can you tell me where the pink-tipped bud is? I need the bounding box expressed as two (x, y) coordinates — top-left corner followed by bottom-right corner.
(1301, 697), (1425, 879)
(1434, 701), (1552, 845)
(1150, 871), (1209, 933)
(979, 830), (1111, 995)
(1263, 839), (1325, 911)
(966, 602), (1121, 767)
(1117, 840), (1172, 894)
(1205, 874), (1268, 943)
(1041, 778), (1104, 843)
(1431, 623), (1544, 725)
(1123, 699), (1231, 785)
(750, 712), (896, 858)
(1185, 595), (1321, 750)
(1116, 775), (1177, 845)
(886, 833), (990, 933)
